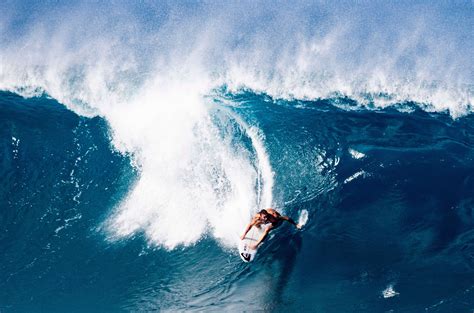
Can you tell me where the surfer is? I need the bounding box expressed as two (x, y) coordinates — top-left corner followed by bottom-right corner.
(240, 208), (302, 250)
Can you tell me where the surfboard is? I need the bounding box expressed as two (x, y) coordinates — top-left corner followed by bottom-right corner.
(239, 224), (267, 262)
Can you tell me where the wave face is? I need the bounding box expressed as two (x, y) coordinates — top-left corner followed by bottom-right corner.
(1, 1), (474, 312)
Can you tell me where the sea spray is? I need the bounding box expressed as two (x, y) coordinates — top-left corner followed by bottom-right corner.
(298, 209), (309, 227)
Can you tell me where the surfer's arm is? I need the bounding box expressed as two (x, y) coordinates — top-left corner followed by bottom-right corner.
(252, 225), (273, 249)
(281, 216), (302, 229)
(240, 219), (256, 240)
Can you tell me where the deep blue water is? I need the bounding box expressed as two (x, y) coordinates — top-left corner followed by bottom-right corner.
(1, 90), (474, 312)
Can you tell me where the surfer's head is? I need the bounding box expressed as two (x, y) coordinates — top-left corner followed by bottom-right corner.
(258, 209), (269, 222)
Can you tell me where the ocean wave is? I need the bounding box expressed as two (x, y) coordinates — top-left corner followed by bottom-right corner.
(1, 1), (472, 249)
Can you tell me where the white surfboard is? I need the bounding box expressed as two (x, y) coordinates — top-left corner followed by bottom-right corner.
(239, 224), (268, 262)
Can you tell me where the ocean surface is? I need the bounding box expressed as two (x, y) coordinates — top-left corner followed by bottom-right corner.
(1, 1), (473, 312)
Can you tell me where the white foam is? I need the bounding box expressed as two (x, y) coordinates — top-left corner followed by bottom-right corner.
(1, 3), (472, 118)
(105, 78), (274, 249)
(298, 209), (309, 227)
(343, 170), (367, 184)
(348, 148), (365, 160)
(11, 136), (20, 159)
(382, 284), (400, 298)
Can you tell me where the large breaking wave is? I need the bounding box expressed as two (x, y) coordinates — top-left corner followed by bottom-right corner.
(0, 1), (472, 250)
